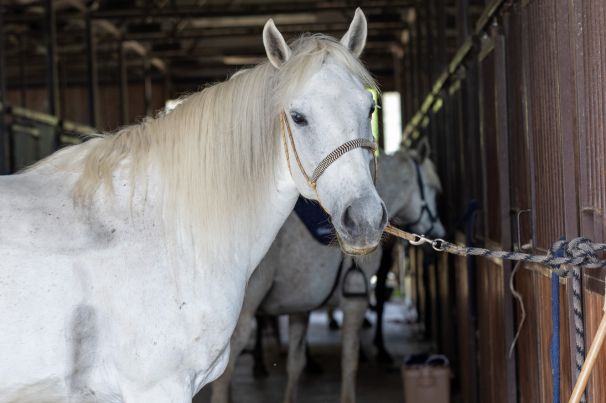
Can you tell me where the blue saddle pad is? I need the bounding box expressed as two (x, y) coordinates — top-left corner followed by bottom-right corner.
(293, 196), (335, 246)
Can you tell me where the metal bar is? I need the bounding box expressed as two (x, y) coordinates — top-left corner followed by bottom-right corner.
(163, 65), (171, 103)
(402, 51), (413, 125)
(19, 37), (27, 108)
(450, 38), (473, 73)
(392, 49), (403, 147)
(85, 11), (98, 127)
(410, 21), (418, 123)
(426, 0), (438, 153)
(0, 2), (9, 174)
(6, 1), (417, 22)
(119, 42), (129, 125)
(62, 120), (95, 135)
(423, 0), (433, 100)
(493, 24), (518, 403)
(474, 0), (506, 35)
(89, 2), (418, 19)
(414, 7), (423, 116)
(45, 0), (60, 118)
(402, 0), (509, 134)
(404, 25), (415, 127)
(122, 22), (409, 42)
(144, 57), (152, 116)
(11, 106), (59, 126)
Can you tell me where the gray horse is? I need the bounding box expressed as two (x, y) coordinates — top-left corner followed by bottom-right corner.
(210, 145), (444, 403)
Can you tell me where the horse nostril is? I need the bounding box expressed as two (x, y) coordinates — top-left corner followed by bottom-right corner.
(342, 205), (356, 229)
(380, 203), (388, 227)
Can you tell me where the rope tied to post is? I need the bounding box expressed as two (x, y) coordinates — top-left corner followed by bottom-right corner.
(385, 225), (606, 272)
(385, 224), (606, 403)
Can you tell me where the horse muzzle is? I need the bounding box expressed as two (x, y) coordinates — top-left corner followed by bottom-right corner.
(332, 194), (387, 255)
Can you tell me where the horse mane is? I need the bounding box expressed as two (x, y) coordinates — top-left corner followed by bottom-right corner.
(33, 34), (376, 260)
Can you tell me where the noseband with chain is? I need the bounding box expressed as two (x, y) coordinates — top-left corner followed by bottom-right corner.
(279, 111), (377, 194)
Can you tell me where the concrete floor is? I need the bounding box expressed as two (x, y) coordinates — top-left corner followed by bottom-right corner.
(194, 301), (432, 403)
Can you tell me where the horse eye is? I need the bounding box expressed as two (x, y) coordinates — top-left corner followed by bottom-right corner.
(368, 104), (376, 119)
(290, 112), (308, 126)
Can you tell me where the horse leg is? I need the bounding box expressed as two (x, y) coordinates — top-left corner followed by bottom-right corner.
(340, 297), (369, 403)
(283, 312), (310, 403)
(210, 310), (256, 403)
(252, 315), (269, 378)
(373, 246), (393, 365)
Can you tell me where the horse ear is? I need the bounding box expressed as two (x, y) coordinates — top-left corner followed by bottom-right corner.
(415, 138), (431, 163)
(340, 8), (367, 57)
(263, 19), (291, 68)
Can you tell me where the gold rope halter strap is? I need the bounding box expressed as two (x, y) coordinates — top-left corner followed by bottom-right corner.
(279, 111), (378, 191)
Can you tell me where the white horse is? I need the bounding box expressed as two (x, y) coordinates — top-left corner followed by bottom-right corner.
(209, 144), (444, 403)
(0, 10), (387, 403)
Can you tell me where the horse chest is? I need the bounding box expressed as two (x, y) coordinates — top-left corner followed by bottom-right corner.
(106, 267), (243, 379)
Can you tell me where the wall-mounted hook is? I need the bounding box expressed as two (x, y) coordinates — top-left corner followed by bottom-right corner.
(512, 208), (532, 251)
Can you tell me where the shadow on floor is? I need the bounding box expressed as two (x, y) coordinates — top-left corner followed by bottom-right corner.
(195, 301), (432, 403)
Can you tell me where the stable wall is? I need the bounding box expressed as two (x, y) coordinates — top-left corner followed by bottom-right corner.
(405, 0), (606, 401)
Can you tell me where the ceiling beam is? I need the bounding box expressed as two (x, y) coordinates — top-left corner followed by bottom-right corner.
(90, 1), (418, 20)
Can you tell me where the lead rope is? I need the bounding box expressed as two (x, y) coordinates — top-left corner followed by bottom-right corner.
(572, 265), (588, 403)
(384, 224), (606, 402)
(385, 225), (606, 270)
(569, 285), (606, 403)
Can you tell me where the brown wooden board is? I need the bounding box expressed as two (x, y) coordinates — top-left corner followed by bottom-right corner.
(438, 253), (457, 375)
(400, 0), (606, 399)
(572, 0), (606, 295)
(476, 257), (508, 403)
(513, 266), (541, 403)
(428, 256), (439, 343)
(454, 246), (478, 403)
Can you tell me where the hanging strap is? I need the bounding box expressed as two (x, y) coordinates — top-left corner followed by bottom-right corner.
(341, 262), (370, 299)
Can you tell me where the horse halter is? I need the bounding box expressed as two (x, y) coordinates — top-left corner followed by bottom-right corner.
(279, 111), (377, 192)
(405, 160), (439, 234)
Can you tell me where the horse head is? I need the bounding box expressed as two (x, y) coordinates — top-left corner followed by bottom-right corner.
(380, 140), (445, 239)
(264, 9), (387, 255)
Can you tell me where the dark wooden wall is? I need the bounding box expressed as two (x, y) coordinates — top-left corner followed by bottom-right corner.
(405, 0), (606, 401)
(6, 81), (168, 132)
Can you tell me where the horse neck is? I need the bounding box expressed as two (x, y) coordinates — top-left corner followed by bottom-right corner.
(166, 145), (300, 278)
(239, 163), (299, 276)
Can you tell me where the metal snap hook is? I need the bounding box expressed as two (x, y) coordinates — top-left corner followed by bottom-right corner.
(432, 239), (446, 252)
(410, 234), (430, 246)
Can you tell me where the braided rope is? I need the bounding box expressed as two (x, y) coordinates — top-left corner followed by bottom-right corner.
(385, 225), (606, 271)
(386, 224), (602, 401)
(310, 138), (377, 185)
(280, 111), (377, 191)
(572, 265), (587, 403)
